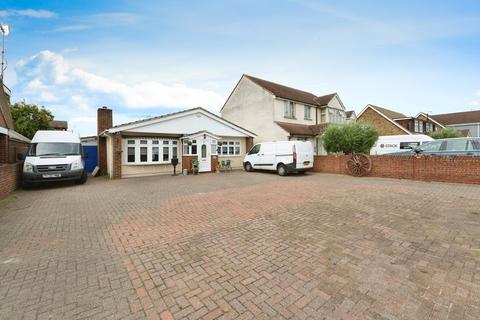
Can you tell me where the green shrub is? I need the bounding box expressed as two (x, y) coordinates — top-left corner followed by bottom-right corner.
(430, 128), (463, 139)
(322, 123), (379, 154)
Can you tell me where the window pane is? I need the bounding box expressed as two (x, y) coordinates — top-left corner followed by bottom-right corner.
(163, 147), (169, 161)
(211, 144), (217, 154)
(173, 147), (177, 158)
(172, 141), (178, 145)
(229, 141), (234, 145)
(183, 145), (189, 155)
(140, 147), (147, 162)
(235, 146), (240, 155)
(191, 144), (197, 154)
(163, 141), (169, 145)
(152, 147), (159, 161)
(229, 146), (234, 154)
(127, 140), (135, 144)
(127, 147), (135, 162)
(222, 146), (228, 155)
(235, 141), (240, 145)
(201, 144), (207, 158)
(140, 140), (147, 145)
(152, 140), (159, 144)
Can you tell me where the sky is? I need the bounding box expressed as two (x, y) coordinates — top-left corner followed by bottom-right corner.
(1, 0), (479, 136)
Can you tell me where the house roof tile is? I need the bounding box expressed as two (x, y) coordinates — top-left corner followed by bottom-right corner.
(275, 121), (328, 136)
(245, 75), (336, 106)
(431, 110), (480, 125)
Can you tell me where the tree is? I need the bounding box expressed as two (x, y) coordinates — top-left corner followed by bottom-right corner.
(430, 128), (463, 139)
(322, 123), (379, 154)
(10, 102), (54, 139)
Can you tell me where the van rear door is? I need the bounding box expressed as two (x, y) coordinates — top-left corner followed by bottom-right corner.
(294, 141), (314, 169)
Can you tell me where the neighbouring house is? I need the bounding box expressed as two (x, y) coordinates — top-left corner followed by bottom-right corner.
(345, 110), (357, 123)
(357, 104), (444, 136)
(0, 81), (30, 198)
(97, 106), (255, 178)
(221, 74), (354, 155)
(49, 120), (68, 131)
(431, 110), (480, 137)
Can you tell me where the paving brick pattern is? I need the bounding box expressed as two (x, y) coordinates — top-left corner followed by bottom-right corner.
(0, 172), (479, 319)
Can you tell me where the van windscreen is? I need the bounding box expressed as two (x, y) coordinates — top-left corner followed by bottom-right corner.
(28, 143), (81, 156)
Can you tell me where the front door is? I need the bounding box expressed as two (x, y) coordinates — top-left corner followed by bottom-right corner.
(198, 138), (211, 172)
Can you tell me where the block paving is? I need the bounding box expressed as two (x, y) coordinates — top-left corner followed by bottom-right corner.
(0, 172), (479, 319)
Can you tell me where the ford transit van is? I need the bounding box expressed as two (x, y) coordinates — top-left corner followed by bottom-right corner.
(22, 131), (87, 187)
(243, 141), (314, 176)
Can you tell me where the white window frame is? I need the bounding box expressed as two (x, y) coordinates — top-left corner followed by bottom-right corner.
(284, 100), (295, 118)
(304, 105), (312, 120)
(124, 137), (178, 165)
(183, 139), (198, 155)
(218, 141), (241, 157)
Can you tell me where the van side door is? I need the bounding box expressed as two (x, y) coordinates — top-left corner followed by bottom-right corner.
(255, 143), (276, 170)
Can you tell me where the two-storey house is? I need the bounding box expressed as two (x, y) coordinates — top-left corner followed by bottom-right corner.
(220, 74), (354, 154)
(431, 110), (480, 137)
(357, 104), (445, 136)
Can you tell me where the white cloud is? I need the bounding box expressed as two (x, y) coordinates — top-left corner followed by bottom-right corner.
(0, 9), (56, 18)
(13, 50), (224, 135)
(50, 25), (90, 33)
(16, 50), (224, 109)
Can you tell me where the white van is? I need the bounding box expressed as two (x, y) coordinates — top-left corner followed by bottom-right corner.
(22, 131), (87, 187)
(243, 141), (314, 176)
(370, 134), (434, 155)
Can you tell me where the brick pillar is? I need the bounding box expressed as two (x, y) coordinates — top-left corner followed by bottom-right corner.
(112, 133), (122, 179)
(97, 107), (113, 175)
(0, 134), (8, 164)
(245, 137), (254, 153)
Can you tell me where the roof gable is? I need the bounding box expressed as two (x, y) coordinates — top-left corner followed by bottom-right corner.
(358, 104), (411, 134)
(107, 107), (255, 137)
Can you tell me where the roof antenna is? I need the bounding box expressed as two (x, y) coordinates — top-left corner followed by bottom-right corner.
(0, 23), (10, 80)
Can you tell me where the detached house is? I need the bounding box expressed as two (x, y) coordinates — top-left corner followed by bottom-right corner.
(97, 107), (255, 179)
(431, 110), (480, 137)
(357, 104), (444, 135)
(221, 74), (354, 154)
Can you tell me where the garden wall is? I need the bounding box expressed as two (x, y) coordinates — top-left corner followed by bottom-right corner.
(313, 155), (480, 184)
(0, 162), (23, 198)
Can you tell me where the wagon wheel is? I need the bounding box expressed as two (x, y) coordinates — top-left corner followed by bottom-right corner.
(346, 153), (372, 177)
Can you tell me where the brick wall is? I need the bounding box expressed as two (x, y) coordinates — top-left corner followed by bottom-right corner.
(357, 108), (406, 135)
(97, 107), (113, 175)
(112, 133), (122, 179)
(0, 134), (7, 163)
(313, 155), (480, 184)
(182, 155), (198, 173)
(0, 162), (22, 198)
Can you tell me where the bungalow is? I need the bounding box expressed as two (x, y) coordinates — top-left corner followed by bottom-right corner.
(97, 107), (255, 178)
(431, 110), (480, 137)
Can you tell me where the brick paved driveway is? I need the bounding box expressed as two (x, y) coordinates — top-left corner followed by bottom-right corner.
(0, 172), (479, 320)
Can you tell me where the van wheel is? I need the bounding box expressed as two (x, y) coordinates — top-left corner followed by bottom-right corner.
(76, 172), (88, 185)
(244, 162), (253, 172)
(277, 164), (287, 176)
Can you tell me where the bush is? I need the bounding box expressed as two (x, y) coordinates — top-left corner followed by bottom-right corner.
(322, 123), (379, 154)
(430, 128), (463, 139)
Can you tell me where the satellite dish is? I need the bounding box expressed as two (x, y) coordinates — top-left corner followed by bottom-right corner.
(0, 24), (9, 36)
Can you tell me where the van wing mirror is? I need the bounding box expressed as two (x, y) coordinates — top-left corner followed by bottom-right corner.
(414, 147), (423, 154)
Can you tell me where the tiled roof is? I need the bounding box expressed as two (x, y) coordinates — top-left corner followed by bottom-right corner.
(370, 105), (407, 119)
(275, 121), (328, 136)
(49, 120), (68, 129)
(245, 75), (336, 106)
(431, 110), (480, 125)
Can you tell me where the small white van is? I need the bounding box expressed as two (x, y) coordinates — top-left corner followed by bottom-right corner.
(243, 141), (314, 176)
(370, 134), (434, 155)
(22, 131), (87, 187)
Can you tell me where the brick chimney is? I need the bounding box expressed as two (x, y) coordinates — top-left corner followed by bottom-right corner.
(97, 106), (113, 175)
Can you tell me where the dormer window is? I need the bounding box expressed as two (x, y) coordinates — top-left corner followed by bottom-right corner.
(284, 101), (295, 118)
